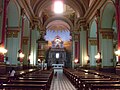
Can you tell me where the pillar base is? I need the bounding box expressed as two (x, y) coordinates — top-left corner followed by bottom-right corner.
(116, 63), (120, 75)
(0, 62), (6, 75)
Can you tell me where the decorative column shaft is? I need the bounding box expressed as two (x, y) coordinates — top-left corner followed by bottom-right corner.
(22, 36), (29, 65)
(0, 0), (9, 62)
(100, 28), (113, 67)
(1, 0), (9, 45)
(29, 28), (32, 54)
(71, 33), (75, 68)
(80, 26), (88, 66)
(115, 0), (120, 50)
(6, 27), (20, 65)
(95, 9), (100, 52)
(89, 38), (97, 66)
(74, 32), (80, 61)
(21, 15), (24, 49)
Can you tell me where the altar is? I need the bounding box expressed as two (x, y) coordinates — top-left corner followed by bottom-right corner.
(47, 36), (66, 67)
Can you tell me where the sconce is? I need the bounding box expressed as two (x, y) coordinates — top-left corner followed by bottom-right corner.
(0, 46), (8, 62)
(74, 58), (78, 64)
(85, 55), (90, 64)
(95, 52), (101, 63)
(114, 50), (120, 63)
(28, 54), (32, 63)
(0, 47), (8, 54)
(38, 59), (41, 63)
(18, 50), (25, 62)
(115, 50), (120, 56)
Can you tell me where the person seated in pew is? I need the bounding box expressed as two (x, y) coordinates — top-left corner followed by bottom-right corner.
(9, 67), (16, 77)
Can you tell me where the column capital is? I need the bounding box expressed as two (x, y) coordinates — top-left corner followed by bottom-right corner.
(100, 28), (114, 39)
(71, 32), (80, 41)
(89, 38), (97, 45)
(7, 27), (20, 38)
(22, 36), (29, 45)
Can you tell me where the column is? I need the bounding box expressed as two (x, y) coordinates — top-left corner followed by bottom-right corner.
(89, 38), (97, 67)
(115, 0), (120, 49)
(31, 25), (39, 65)
(115, 0), (120, 62)
(6, 27), (20, 65)
(74, 31), (80, 68)
(71, 33), (75, 68)
(0, 0), (9, 62)
(100, 28), (113, 67)
(22, 36), (29, 66)
(80, 26), (88, 66)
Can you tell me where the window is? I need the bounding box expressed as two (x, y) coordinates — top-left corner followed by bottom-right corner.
(56, 53), (59, 59)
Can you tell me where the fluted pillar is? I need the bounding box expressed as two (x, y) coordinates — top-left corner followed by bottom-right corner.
(71, 33), (75, 68)
(30, 25), (39, 65)
(89, 38), (97, 66)
(80, 26), (88, 66)
(22, 36), (29, 66)
(0, 0), (9, 62)
(6, 27), (20, 65)
(100, 28), (114, 67)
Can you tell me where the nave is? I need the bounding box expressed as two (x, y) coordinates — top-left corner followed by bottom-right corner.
(50, 69), (76, 90)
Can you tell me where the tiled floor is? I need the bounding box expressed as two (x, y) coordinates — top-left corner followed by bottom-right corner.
(50, 68), (76, 90)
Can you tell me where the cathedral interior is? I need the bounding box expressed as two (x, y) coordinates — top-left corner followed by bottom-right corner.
(0, 0), (120, 90)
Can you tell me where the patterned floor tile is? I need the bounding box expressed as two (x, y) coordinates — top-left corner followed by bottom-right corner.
(50, 68), (76, 90)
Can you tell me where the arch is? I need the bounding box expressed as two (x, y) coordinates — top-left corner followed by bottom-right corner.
(90, 18), (97, 37)
(101, 2), (115, 28)
(7, 0), (20, 27)
(33, 0), (85, 18)
(44, 16), (73, 31)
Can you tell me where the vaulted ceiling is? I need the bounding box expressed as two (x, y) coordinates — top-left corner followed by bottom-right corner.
(17, 0), (96, 32)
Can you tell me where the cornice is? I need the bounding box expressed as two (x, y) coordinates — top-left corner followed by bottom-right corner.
(89, 38), (97, 45)
(24, 0), (35, 17)
(100, 28), (114, 39)
(7, 27), (20, 38)
(16, 0), (34, 23)
(84, 0), (107, 23)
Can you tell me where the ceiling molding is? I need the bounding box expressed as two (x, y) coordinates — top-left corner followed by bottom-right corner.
(33, 0), (86, 17)
(16, 0), (34, 23)
(84, 0), (106, 23)
(44, 16), (73, 31)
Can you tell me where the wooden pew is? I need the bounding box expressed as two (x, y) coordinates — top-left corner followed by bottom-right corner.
(0, 83), (46, 90)
(0, 77), (8, 83)
(8, 80), (49, 90)
(83, 80), (120, 90)
(90, 84), (120, 90)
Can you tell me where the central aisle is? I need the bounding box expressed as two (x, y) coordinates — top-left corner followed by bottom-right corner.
(50, 68), (76, 90)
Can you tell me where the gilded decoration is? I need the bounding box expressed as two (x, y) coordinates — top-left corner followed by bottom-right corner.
(74, 34), (79, 41)
(100, 29), (113, 39)
(22, 37), (29, 45)
(89, 39), (97, 45)
(7, 29), (20, 38)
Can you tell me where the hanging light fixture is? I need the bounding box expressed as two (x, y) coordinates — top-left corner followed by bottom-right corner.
(53, 0), (63, 14)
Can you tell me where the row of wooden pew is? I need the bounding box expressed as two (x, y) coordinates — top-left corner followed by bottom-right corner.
(0, 68), (54, 90)
(63, 68), (120, 90)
